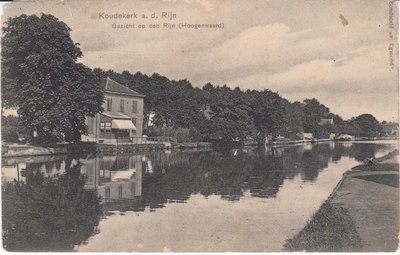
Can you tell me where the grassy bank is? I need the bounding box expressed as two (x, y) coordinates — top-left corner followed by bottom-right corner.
(283, 201), (362, 252)
(283, 149), (399, 252)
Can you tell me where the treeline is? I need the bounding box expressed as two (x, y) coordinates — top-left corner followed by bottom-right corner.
(93, 69), (386, 143)
(1, 13), (392, 145)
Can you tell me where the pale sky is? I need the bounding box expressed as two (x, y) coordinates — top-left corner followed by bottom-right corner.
(1, 0), (399, 121)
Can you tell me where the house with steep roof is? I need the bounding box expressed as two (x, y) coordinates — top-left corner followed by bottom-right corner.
(82, 77), (145, 144)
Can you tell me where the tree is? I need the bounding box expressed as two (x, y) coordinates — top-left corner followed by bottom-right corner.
(302, 98), (330, 135)
(352, 114), (381, 137)
(283, 101), (304, 139)
(1, 115), (19, 142)
(249, 89), (286, 138)
(336, 119), (359, 136)
(1, 14), (103, 144)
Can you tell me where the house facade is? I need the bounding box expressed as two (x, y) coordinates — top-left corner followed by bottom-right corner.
(82, 77), (145, 144)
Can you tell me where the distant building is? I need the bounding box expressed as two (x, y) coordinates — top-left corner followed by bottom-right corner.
(202, 104), (213, 120)
(300, 133), (314, 140)
(319, 118), (334, 126)
(337, 134), (355, 141)
(82, 77), (145, 144)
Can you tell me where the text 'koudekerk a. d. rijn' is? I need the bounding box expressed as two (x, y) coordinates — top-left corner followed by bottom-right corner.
(98, 12), (177, 20)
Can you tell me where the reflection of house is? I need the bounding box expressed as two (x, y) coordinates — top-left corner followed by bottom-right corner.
(1, 157), (73, 184)
(80, 155), (143, 202)
(1, 154), (145, 203)
(303, 143), (313, 151)
(82, 77), (145, 144)
(1, 163), (26, 183)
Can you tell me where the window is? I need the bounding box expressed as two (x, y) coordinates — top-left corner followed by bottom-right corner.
(118, 185), (123, 199)
(132, 100), (138, 113)
(120, 99), (124, 112)
(100, 122), (112, 132)
(106, 98), (112, 111)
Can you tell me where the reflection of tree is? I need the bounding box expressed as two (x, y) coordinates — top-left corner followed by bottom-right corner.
(249, 153), (287, 198)
(349, 144), (385, 162)
(139, 142), (357, 206)
(2, 161), (102, 252)
(329, 143), (386, 162)
(300, 144), (331, 181)
(331, 144), (344, 162)
(141, 145), (335, 205)
(142, 160), (197, 209)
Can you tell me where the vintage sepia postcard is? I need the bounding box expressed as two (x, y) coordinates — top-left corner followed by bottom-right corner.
(1, 0), (399, 252)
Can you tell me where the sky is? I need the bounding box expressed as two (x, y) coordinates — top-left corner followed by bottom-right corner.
(1, 0), (399, 121)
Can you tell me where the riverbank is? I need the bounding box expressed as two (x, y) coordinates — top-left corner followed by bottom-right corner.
(173, 142), (212, 150)
(2, 142), (165, 157)
(283, 150), (399, 252)
(268, 137), (398, 146)
(2, 144), (68, 157)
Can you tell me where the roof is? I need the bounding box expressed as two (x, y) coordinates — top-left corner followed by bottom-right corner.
(101, 77), (143, 96)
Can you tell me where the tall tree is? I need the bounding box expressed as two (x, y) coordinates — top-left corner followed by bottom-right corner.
(283, 101), (304, 139)
(2, 14), (103, 144)
(302, 98), (330, 135)
(249, 89), (286, 138)
(352, 114), (381, 137)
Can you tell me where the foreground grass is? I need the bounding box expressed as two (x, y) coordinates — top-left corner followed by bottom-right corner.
(283, 201), (362, 252)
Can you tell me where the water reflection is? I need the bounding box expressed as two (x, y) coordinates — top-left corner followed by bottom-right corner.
(80, 155), (143, 212)
(1, 142), (396, 251)
(2, 157), (102, 252)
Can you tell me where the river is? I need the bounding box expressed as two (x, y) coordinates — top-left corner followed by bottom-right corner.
(1, 141), (397, 252)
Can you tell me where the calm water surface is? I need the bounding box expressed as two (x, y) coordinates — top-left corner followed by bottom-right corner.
(1, 141), (397, 252)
